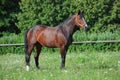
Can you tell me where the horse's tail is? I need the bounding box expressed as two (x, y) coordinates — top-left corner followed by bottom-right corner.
(24, 29), (29, 54)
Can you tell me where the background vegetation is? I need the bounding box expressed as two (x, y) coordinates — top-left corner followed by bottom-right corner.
(0, 0), (120, 54)
(17, 0), (120, 33)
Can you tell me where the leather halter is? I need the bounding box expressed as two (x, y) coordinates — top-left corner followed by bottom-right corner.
(75, 14), (84, 28)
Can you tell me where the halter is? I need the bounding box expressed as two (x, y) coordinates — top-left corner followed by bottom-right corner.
(74, 14), (84, 28)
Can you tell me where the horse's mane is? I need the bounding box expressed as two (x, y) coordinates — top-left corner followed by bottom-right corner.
(56, 15), (74, 28)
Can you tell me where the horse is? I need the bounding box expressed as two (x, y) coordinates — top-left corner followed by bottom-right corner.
(24, 11), (88, 71)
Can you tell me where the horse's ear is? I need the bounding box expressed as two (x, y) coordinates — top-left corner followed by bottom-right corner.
(78, 10), (84, 15)
(82, 11), (84, 14)
(78, 11), (81, 15)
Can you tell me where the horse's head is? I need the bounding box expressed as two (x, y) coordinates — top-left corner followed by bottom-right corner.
(75, 11), (88, 30)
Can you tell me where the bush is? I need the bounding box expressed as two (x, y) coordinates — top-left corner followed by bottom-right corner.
(0, 0), (120, 54)
(17, 0), (120, 34)
(0, 0), (20, 34)
(0, 31), (120, 54)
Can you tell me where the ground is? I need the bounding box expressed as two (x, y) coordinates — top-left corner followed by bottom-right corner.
(0, 51), (120, 80)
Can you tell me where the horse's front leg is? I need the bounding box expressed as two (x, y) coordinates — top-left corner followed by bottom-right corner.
(60, 46), (67, 69)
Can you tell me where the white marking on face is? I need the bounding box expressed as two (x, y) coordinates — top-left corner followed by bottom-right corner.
(82, 17), (88, 28)
(82, 18), (87, 26)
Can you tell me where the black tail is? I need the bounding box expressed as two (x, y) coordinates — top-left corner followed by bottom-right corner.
(24, 29), (29, 54)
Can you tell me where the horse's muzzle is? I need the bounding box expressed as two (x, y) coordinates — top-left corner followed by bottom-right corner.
(84, 25), (89, 31)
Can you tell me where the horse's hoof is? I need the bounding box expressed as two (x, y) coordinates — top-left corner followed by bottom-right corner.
(60, 66), (65, 69)
(37, 66), (40, 69)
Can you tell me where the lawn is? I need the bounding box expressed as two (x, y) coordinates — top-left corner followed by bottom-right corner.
(0, 51), (120, 80)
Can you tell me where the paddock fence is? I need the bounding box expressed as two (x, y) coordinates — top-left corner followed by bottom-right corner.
(0, 40), (120, 47)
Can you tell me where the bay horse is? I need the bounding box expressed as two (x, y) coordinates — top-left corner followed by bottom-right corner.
(24, 11), (88, 71)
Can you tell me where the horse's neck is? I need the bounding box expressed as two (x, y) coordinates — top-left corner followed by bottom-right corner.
(62, 17), (76, 39)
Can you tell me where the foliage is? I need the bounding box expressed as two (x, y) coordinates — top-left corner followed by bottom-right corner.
(17, 0), (120, 34)
(0, 0), (20, 34)
(0, 31), (120, 54)
(17, 0), (77, 33)
(0, 52), (120, 80)
(0, 33), (24, 54)
(0, 0), (120, 54)
(0, 0), (120, 34)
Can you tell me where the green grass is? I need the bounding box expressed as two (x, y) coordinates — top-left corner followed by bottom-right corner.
(0, 51), (120, 80)
(0, 31), (120, 54)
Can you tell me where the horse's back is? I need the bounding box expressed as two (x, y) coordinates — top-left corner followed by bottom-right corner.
(37, 25), (67, 47)
(35, 25), (58, 47)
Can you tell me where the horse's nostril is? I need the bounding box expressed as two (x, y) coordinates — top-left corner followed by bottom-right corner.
(84, 25), (88, 31)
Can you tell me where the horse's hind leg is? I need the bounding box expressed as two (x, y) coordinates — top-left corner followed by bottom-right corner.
(25, 44), (34, 71)
(34, 43), (42, 69)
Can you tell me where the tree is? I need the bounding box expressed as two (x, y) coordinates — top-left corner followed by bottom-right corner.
(0, 0), (20, 34)
(17, 0), (120, 34)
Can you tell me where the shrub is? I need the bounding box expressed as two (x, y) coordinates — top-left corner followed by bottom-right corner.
(17, 0), (120, 34)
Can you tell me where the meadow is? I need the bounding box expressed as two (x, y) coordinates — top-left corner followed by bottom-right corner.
(0, 51), (120, 80)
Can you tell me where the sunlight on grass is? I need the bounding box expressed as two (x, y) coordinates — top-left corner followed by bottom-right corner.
(0, 51), (120, 80)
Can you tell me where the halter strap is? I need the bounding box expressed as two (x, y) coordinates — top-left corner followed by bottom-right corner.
(75, 14), (83, 27)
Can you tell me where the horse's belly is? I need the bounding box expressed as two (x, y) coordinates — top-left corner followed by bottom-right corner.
(37, 33), (57, 47)
(43, 39), (57, 48)
(37, 28), (66, 48)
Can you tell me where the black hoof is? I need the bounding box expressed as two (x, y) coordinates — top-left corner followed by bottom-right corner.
(60, 66), (65, 69)
(36, 66), (40, 69)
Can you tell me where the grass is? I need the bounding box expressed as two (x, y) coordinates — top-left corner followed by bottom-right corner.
(0, 31), (120, 44)
(0, 51), (120, 80)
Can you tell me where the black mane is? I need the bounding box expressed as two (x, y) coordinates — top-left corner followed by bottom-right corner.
(56, 15), (74, 28)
